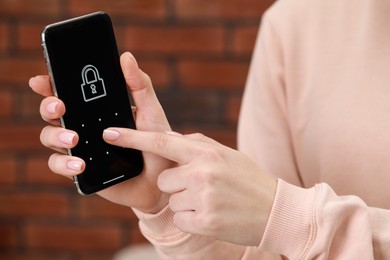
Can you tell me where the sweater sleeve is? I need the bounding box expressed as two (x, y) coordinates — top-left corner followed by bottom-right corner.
(133, 178), (390, 259)
(132, 206), (282, 260)
(260, 179), (376, 259)
(260, 180), (390, 259)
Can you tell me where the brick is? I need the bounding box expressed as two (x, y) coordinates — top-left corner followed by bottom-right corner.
(0, 22), (8, 52)
(0, 90), (13, 118)
(0, 224), (18, 248)
(0, 192), (69, 218)
(207, 128), (237, 149)
(137, 60), (170, 90)
(0, 157), (17, 185)
(124, 26), (224, 55)
(0, 0), (61, 17)
(0, 0), (276, 257)
(130, 228), (149, 245)
(180, 126), (238, 149)
(114, 26), (126, 52)
(79, 253), (115, 260)
(17, 23), (44, 52)
(226, 94), (243, 124)
(78, 195), (137, 220)
(20, 92), (42, 119)
(232, 26), (259, 56)
(0, 58), (47, 85)
(68, 0), (166, 19)
(0, 253), (72, 260)
(110, 55), (170, 90)
(25, 157), (73, 187)
(177, 60), (249, 89)
(175, 0), (275, 20)
(0, 125), (43, 151)
(26, 223), (122, 251)
(158, 91), (220, 125)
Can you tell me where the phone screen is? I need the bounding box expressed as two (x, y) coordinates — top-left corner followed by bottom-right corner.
(42, 12), (143, 195)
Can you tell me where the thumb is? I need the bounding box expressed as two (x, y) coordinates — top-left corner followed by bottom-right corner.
(120, 52), (169, 129)
(120, 52), (141, 90)
(120, 52), (158, 109)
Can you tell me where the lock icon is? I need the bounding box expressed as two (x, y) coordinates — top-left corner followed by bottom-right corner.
(80, 64), (107, 102)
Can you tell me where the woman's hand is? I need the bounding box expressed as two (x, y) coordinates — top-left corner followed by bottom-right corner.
(30, 52), (173, 213)
(103, 128), (278, 246)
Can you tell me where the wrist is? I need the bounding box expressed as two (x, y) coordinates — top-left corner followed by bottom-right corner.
(133, 193), (170, 214)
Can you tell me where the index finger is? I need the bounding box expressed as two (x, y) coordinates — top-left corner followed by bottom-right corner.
(103, 128), (195, 164)
(29, 75), (54, 97)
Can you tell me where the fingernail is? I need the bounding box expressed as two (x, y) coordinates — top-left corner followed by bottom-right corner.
(67, 160), (83, 171)
(47, 101), (59, 114)
(59, 132), (75, 145)
(103, 129), (120, 141)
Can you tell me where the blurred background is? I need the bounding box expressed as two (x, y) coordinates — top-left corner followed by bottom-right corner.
(0, 0), (274, 259)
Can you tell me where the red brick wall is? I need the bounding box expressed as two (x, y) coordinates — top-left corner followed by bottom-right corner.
(0, 0), (274, 259)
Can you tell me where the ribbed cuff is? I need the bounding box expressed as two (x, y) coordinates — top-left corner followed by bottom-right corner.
(132, 205), (220, 257)
(259, 179), (319, 259)
(132, 206), (189, 245)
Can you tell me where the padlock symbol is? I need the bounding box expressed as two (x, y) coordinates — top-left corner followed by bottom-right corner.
(80, 64), (107, 102)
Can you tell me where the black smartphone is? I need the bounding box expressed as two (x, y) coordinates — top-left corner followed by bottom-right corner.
(41, 11), (143, 195)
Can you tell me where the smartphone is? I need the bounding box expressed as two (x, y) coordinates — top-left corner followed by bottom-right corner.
(41, 11), (144, 195)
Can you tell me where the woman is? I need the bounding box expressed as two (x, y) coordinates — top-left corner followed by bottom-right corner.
(30, 0), (390, 258)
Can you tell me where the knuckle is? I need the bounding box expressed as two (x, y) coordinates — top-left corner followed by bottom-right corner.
(199, 146), (223, 163)
(40, 126), (51, 146)
(186, 132), (219, 145)
(168, 194), (178, 211)
(189, 168), (206, 185)
(197, 211), (219, 234)
(153, 132), (169, 149)
(122, 133), (135, 147)
(48, 153), (62, 174)
(142, 72), (152, 86)
(187, 132), (206, 141)
(130, 70), (152, 90)
(189, 164), (218, 189)
(39, 98), (49, 117)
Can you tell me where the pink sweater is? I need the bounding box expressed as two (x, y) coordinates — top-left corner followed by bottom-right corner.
(134, 0), (390, 258)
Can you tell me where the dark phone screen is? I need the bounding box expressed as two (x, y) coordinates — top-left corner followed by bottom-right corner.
(43, 12), (143, 195)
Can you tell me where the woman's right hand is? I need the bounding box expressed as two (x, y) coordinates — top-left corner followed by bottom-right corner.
(29, 52), (173, 213)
